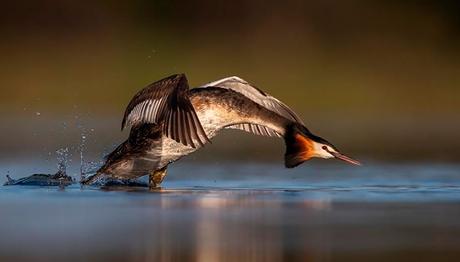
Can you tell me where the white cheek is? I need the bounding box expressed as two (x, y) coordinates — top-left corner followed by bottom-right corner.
(323, 152), (334, 159)
(312, 143), (335, 159)
(313, 150), (331, 159)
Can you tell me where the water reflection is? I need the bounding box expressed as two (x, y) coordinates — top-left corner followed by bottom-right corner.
(131, 191), (334, 261)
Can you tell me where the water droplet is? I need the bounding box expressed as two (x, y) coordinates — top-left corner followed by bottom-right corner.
(56, 148), (70, 174)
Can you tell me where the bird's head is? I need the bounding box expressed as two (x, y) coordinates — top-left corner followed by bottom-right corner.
(309, 136), (361, 165)
(284, 124), (361, 167)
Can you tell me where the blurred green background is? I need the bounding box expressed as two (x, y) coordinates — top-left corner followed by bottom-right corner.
(1, 0), (459, 162)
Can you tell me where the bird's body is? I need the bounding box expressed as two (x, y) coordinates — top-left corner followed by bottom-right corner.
(83, 74), (359, 187)
(97, 85), (291, 180)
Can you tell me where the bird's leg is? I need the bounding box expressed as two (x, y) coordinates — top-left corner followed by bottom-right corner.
(149, 167), (167, 189)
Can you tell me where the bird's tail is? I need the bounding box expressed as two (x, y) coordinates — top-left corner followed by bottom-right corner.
(284, 123), (314, 168)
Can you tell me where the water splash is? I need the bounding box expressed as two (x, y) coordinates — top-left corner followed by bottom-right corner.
(79, 132), (86, 180)
(81, 160), (104, 176)
(75, 116), (89, 180)
(77, 125), (103, 181)
(56, 148), (70, 174)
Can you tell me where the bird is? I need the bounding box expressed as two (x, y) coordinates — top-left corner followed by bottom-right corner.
(82, 74), (360, 187)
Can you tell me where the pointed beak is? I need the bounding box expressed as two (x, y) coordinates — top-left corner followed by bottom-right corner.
(330, 151), (361, 166)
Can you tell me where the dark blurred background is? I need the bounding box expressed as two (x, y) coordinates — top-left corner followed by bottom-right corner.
(1, 0), (459, 164)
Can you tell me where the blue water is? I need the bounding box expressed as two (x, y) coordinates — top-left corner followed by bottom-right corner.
(1, 161), (460, 261)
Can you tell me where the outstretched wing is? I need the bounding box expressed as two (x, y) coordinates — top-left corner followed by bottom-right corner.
(202, 76), (304, 137)
(122, 74), (209, 148)
(203, 76), (304, 124)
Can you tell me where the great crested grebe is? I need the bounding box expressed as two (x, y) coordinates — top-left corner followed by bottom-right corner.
(82, 74), (360, 187)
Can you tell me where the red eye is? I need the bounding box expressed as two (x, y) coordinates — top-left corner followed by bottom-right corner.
(322, 146), (327, 150)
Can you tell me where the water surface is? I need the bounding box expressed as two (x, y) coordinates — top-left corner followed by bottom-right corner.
(1, 161), (459, 261)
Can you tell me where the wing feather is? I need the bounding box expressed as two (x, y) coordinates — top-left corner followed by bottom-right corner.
(202, 76), (304, 125)
(226, 123), (282, 138)
(203, 76), (301, 138)
(122, 74), (209, 148)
